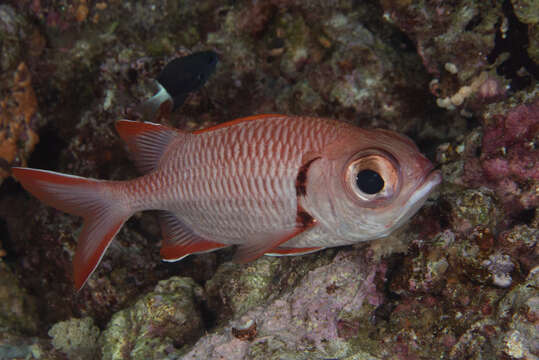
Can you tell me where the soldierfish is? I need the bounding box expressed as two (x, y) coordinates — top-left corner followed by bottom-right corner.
(12, 114), (441, 290)
(133, 50), (219, 119)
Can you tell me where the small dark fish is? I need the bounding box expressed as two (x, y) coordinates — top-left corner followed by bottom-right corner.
(134, 50), (219, 119)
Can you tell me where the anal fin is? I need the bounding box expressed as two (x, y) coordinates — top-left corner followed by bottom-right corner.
(159, 211), (227, 261)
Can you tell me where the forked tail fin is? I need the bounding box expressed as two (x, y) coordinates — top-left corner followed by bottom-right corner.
(11, 167), (131, 290)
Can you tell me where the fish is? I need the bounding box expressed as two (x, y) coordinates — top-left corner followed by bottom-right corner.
(12, 114), (441, 290)
(133, 50), (219, 119)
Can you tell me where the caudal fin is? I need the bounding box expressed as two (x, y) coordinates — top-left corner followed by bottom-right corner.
(132, 83), (173, 122)
(11, 167), (131, 290)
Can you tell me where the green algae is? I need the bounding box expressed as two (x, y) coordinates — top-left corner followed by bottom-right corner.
(277, 13), (312, 77)
(205, 257), (282, 318)
(0, 263), (39, 335)
(48, 317), (99, 360)
(511, 0), (539, 24)
(446, 189), (501, 232)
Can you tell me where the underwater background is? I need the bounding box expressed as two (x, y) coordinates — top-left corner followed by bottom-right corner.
(0, 0), (537, 359)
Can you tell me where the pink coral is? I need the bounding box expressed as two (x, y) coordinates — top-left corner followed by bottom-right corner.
(482, 158), (510, 180)
(482, 102), (539, 153)
(481, 102), (539, 181)
(463, 101), (539, 212)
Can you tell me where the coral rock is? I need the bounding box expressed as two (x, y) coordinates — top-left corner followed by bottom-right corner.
(0, 262), (39, 335)
(48, 317), (100, 360)
(0, 62), (40, 185)
(183, 251), (384, 359)
(99, 277), (205, 360)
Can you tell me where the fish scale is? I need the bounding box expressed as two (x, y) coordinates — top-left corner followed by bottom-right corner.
(12, 114), (441, 290)
(144, 116), (337, 241)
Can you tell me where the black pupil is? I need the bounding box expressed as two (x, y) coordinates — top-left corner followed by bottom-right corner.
(356, 169), (384, 194)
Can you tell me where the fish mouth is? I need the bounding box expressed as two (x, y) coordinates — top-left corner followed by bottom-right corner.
(387, 168), (442, 231)
(406, 155), (441, 199)
(414, 169), (442, 202)
(407, 168), (442, 211)
(411, 155), (442, 200)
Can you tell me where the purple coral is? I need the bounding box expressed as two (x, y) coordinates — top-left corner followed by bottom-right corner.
(481, 253), (515, 288)
(464, 101), (539, 213)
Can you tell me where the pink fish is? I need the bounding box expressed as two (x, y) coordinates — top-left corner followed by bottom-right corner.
(12, 114), (441, 290)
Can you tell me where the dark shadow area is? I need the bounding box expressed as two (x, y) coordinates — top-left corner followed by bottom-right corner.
(0, 216), (15, 263)
(27, 122), (68, 170)
(512, 208), (536, 226)
(488, 0), (539, 92)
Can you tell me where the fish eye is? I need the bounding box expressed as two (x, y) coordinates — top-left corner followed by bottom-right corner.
(344, 150), (401, 207)
(356, 169), (384, 194)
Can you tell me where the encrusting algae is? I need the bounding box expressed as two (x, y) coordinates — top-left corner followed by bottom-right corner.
(0, 62), (39, 184)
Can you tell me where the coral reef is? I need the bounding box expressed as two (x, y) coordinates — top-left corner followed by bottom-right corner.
(0, 62), (40, 185)
(183, 250), (384, 359)
(0, 0), (536, 358)
(438, 98), (539, 217)
(0, 262), (39, 335)
(205, 252), (335, 322)
(48, 317), (100, 360)
(99, 277), (205, 359)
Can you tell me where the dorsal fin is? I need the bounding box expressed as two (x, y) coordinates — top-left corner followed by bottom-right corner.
(115, 120), (183, 173)
(192, 114), (285, 134)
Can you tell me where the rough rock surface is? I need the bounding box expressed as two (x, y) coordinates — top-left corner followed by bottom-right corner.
(184, 250), (384, 359)
(48, 317), (99, 360)
(99, 276), (205, 360)
(0, 62), (40, 184)
(0, 262), (39, 335)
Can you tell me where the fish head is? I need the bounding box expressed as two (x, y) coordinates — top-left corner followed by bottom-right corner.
(303, 127), (441, 242)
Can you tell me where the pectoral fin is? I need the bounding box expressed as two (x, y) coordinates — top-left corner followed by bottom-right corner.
(234, 205), (319, 263)
(233, 228), (308, 263)
(159, 211), (228, 261)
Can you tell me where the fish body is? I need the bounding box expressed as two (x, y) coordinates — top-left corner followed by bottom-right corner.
(134, 50), (219, 118)
(12, 115), (441, 290)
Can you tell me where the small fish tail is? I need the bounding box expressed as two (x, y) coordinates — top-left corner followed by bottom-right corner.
(11, 167), (132, 290)
(133, 83), (172, 121)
